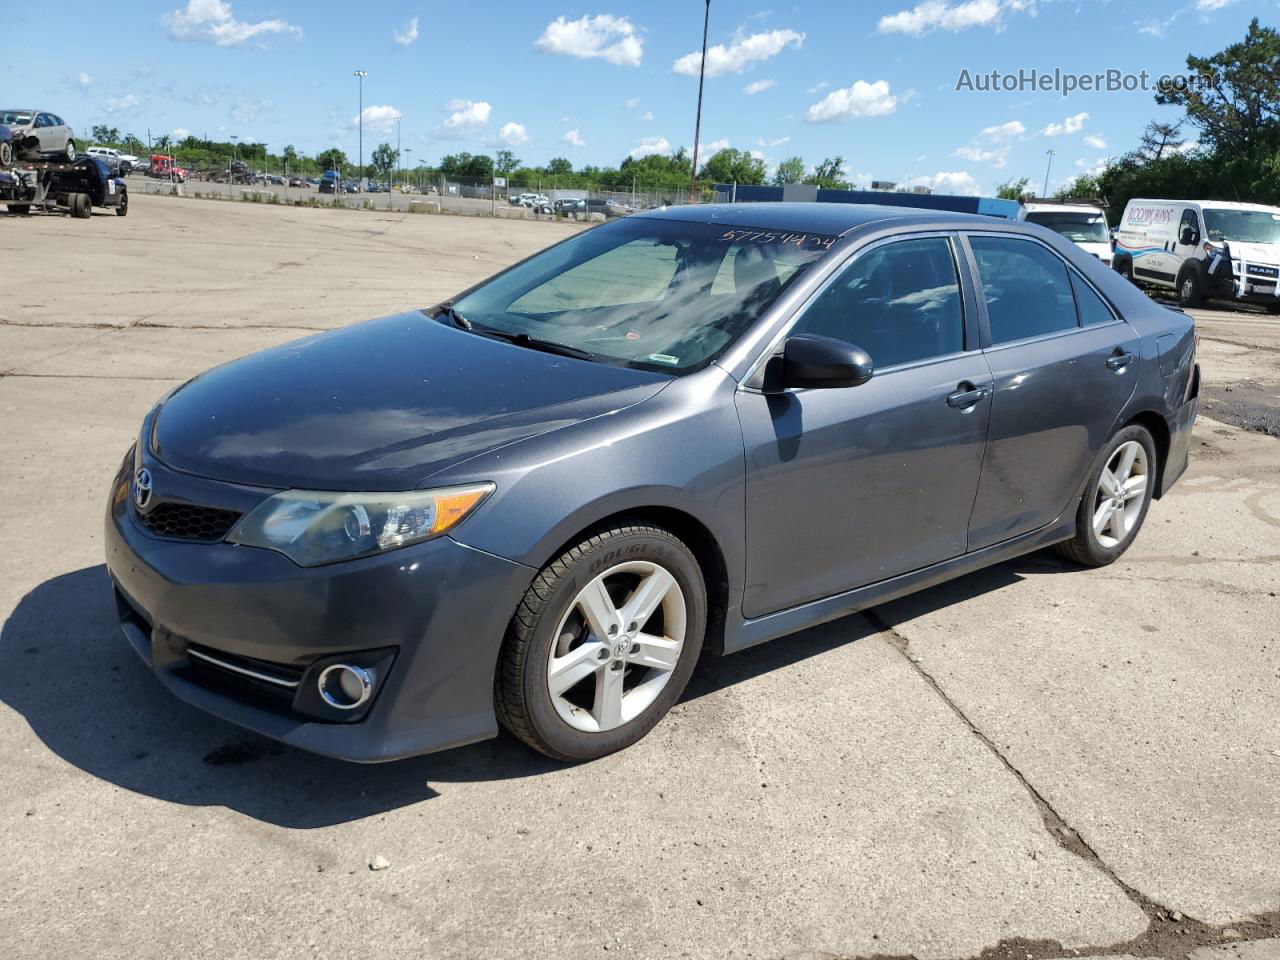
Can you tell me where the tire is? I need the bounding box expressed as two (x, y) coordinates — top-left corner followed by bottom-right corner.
(1264, 303), (1280, 316)
(116, 190), (128, 217)
(7, 203), (30, 215)
(64, 140), (76, 162)
(71, 193), (91, 218)
(0, 140), (12, 168)
(496, 524), (707, 761)
(1054, 424), (1158, 567)
(1114, 258), (1135, 284)
(1177, 268), (1202, 307)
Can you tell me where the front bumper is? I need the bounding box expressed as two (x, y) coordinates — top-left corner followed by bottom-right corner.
(104, 450), (534, 762)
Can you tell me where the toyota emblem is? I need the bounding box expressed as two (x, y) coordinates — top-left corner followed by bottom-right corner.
(133, 468), (153, 509)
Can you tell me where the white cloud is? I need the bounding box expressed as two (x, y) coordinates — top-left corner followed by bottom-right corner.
(625, 97), (641, 109)
(394, 16), (419, 46)
(756, 135), (790, 147)
(1082, 134), (1107, 149)
(877, 0), (1031, 35)
(165, 0), (302, 46)
(642, 110), (654, 121)
(1169, 139), (1201, 155)
(806, 81), (830, 94)
(750, 149), (766, 161)
(1074, 156), (1110, 176)
(535, 14), (643, 67)
(105, 94), (142, 113)
(1195, 0), (1231, 9)
(744, 78), (776, 95)
(673, 28), (804, 78)
(440, 99), (490, 131)
(1042, 111), (1089, 136)
(498, 122), (528, 146)
(954, 144), (1009, 168)
(806, 80), (900, 123)
(698, 138), (730, 155)
(562, 129), (586, 147)
(231, 96), (265, 124)
(629, 136), (671, 159)
(352, 104), (403, 135)
(977, 119), (1024, 141)
(77, 72), (93, 90)
(172, 127), (192, 140)
(907, 170), (981, 195)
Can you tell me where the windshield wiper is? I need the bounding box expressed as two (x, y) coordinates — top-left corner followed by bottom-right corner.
(480, 330), (595, 361)
(434, 302), (472, 330)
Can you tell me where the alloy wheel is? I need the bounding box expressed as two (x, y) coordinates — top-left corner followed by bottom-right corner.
(1092, 440), (1149, 548)
(546, 560), (687, 733)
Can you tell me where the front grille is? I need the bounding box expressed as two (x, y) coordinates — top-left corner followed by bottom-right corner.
(1246, 264), (1278, 278)
(137, 502), (240, 542)
(185, 643), (304, 711)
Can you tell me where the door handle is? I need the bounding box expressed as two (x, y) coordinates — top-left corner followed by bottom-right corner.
(1106, 351), (1134, 371)
(946, 384), (989, 409)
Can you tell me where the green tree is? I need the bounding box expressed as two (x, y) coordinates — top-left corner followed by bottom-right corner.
(494, 149), (521, 176)
(439, 152), (494, 179)
(772, 155), (806, 186)
(546, 156), (573, 176)
(995, 176), (1030, 200)
(316, 148), (348, 172)
(698, 147), (766, 185)
(1155, 17), (1280, 151)
(282, 144), (298, 165)
(804, 156), (847, 189)
(1137, 121), (1185, 162)
(371, 142), (398, 181)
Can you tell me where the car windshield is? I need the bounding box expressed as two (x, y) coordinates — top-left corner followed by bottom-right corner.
(1203, 208), (1280, 245)
(1025, 211), (1109, 243)
(449, 217), (838, 373)
(1, 111), (33, 125)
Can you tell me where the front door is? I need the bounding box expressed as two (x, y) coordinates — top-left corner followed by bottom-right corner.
(737, 234), (992, 619)
(963, 233), (1140, 549)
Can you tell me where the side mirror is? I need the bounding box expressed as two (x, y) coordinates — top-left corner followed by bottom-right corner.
(1179, 226), (1198, 246)
(768, 334), (874, 391)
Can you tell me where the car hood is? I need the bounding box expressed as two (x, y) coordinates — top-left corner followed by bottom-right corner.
(1225, 241), (1280, 267)
(151, 312), (671, 491)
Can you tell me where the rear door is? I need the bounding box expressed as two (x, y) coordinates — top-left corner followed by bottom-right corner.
(736, 233), (993, 618)
(961, 233), (1139, 549)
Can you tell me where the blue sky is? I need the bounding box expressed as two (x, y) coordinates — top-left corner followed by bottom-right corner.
(6, 0), (1275, 193)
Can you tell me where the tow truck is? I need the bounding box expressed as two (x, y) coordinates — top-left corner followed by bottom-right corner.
(1, 156), (129, 217)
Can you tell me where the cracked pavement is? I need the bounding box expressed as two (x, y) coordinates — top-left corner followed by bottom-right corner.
(2, 195), (1277, 960)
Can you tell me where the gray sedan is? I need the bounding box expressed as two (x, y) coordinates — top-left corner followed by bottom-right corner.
(104, 203), (1198, 763)
(1, 109), (76, 161)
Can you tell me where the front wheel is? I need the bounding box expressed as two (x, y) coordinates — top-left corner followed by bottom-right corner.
(64, 140), (76, 162)
(1055, 425), (1157, 567)
(1178, 268), (1202, 307)
(496, 524), (707, 761)
(1114, 258), (1135, 284)
(116, 190), (128, 216)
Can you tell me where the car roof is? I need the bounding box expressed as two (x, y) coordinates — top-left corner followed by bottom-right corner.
(1023, 202), (1105, 214)
(633, 201), (1014, 237)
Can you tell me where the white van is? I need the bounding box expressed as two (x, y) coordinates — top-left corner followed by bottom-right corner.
(1113, 198), (1280, 311)
(1018, 202), (1112, 265)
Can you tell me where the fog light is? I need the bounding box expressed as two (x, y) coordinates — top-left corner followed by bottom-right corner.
(317, 663), (373, 710)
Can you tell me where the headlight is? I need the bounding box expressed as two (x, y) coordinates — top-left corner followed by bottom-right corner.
(226, 483), (494, 567)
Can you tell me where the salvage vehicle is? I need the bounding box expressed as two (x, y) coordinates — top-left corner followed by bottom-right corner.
(105, 203), (1198, 764)
(1, 109), (76, 161)
(1113, 198), (1280, 312)
(3, 156), (127, 217)
(1019, 201), (1111, 266)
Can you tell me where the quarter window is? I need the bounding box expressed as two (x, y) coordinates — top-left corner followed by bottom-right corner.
(969, 236), (1078, 344)
(790, 236), (965, 368)
(1070, 272), (1114, 327)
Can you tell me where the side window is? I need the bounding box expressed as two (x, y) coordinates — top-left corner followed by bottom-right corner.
(1178, 209), (1199, 243)
(790, 236), (965, 368)
(1069, 272), (1114, 327)
(969, 236), (1078, 344)
(33, 114), (48, 127)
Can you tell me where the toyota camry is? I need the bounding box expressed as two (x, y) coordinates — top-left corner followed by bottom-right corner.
(105, 203), (1199, 762)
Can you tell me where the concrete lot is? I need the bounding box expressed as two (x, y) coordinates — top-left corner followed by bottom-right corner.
(1, 193), (1277, 960)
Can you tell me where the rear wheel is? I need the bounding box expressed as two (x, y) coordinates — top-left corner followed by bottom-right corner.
(70, 193), (91, 218)
(1055, 425), (1157, 567)
(0, 140), (12, 168)
(496, 524), (706, 761)
(1115, 258), (1135, 284)
(64, 140), (76, 162)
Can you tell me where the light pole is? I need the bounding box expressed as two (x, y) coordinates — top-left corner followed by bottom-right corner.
(1042, 148), (1055, 199)
(404, 147), (413, 190)
(688, 0), (711, 204)
(395, 115), (402, 192)
(230, 134), (239, 192)
(354, 69), (367, 191)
